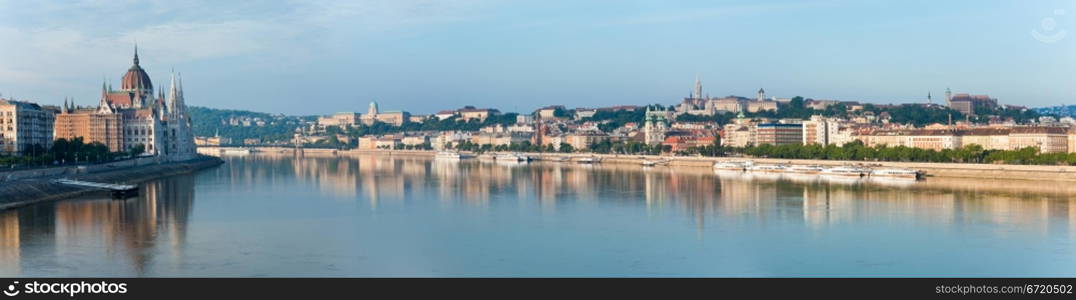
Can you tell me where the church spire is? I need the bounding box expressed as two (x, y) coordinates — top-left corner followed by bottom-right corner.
(133, 44), (140, 66)
(168, 70), (179, 113)
(693, 74), (702, 100)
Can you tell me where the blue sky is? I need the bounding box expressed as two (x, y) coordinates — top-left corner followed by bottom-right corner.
(0, 0), (1074, 115)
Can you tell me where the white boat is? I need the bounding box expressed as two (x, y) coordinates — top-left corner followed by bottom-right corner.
(712, 161), (750, 172)
(575, 156), (601, 164)
(820, 166), (869, 177)
(746, 164), (787, 173)
(435, 151), (463, 160)
(221, 148), (252, 155)
(787, 165), (825, 174)
(495, 153), (528, 162)
(870, 168), (922, 179)
(641, 160), (660, 166)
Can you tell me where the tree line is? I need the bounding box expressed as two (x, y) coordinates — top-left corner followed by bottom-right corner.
(0, 137), (138, 169)
(682, 140), (1076, 166)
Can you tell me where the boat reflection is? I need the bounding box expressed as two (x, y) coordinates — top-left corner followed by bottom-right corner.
(215, 153), (1076, 234)
(4, 153), (1076, 276)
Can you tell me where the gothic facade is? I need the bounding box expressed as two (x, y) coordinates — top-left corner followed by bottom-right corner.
(56, 47), (196, 160)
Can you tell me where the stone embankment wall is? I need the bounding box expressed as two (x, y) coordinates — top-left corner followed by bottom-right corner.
(343, 150), (1076, 181)
(0, 156), (223, 210)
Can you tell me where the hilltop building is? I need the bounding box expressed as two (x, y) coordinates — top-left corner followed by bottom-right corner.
(945, 89), (998, 116)
(360, 101), (410, 126)
(676, 78), (778, 116)
(318, 112), (361, 128)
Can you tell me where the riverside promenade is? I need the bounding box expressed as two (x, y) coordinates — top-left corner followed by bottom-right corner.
(199, 146), (1076, 181)
(358, 149), (1076, 182)
(0, 155), (224, 210)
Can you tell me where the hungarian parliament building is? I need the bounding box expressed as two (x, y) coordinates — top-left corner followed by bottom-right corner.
(53, 47), (197, 161)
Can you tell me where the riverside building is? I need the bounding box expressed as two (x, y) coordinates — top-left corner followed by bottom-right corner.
(0, 98), (55, 155)
(55, 47), (197, 160)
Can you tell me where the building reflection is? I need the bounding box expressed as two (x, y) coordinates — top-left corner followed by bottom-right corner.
(224, 153), (1076, 238)
(5, 153), (1076, 275)
(0, 210), (19, 275)
(0, 173), (195, 276)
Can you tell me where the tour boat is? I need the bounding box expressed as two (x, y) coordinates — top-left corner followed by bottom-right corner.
(641, 160), (659, 166)
(495, 153), (528, 162)
(820, 166), (870, 177)
(435, 151), (463, 160)
(714, 161), (754, 172)
(222, 148), (252, 155)
(870, 168), (922, 179)
(746, 164), (788, 173)
(787, 165), (825, 174)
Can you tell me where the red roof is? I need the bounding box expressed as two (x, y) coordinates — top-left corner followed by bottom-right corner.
(121, 65), (152, 91)
(105, 92), (133, 107)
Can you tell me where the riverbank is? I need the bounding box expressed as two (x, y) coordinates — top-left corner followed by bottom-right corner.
(348, 149), (1076, 181)
(196, 146), (1076, 181)
(0, 155), (224, 210)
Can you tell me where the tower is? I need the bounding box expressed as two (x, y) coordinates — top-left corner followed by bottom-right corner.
(643, 106), (668, 145)
(927, 91), (932, 104)
(757, 88), (766, 101)
(120, 45), (153, 109)
(368, 101), (379, 115)
(945, 87), (952, 107)
(693, 75), (702, 100)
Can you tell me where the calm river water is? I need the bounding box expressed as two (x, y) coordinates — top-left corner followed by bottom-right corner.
(2, 153), (1075, 277)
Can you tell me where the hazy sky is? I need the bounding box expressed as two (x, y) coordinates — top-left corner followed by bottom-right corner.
(1, 0), (1074, 115)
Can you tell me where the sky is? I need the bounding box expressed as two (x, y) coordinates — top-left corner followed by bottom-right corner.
(0, 0), (1074, 115)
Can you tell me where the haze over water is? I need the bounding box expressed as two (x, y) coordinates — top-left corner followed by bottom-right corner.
(2, 154), (1075, 277)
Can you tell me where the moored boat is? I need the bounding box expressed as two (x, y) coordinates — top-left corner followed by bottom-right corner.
(495, 152), (528, 162)
(820, 166), (869, 177)
(870, 168), (922, 179)
(712, 161), (750, 172)
(746, 164), (787, 173)
(435, 151), (463, 160)
(222, 148), (252, 155)
(787, 165), (824, 174)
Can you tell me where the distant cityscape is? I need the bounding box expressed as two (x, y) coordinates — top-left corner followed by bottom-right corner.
(4, 51), (1076, 166)
(186, 76), (1076, 162)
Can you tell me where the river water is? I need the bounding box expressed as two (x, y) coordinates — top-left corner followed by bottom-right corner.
(2, 153), (1075, 277)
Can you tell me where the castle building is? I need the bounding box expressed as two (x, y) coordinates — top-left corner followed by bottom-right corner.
(946, 92), (998, 116)
(54, 47), (196, 160)
(360, 101), (411, 126)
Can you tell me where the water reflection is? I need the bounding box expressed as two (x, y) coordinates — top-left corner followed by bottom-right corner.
(2, 152), (1075, 276)
(220, 153), (1076, 237)
(0, 174), (194, 276)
